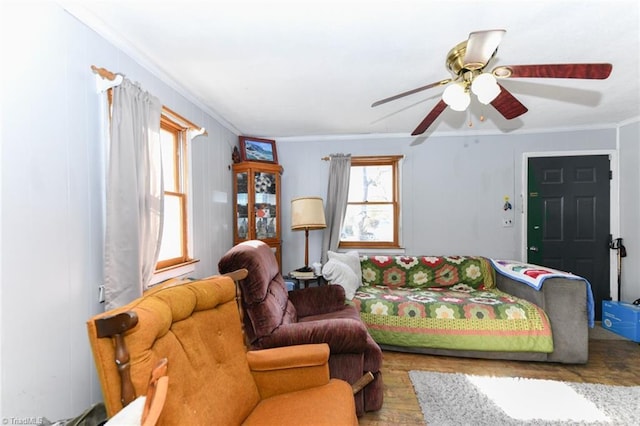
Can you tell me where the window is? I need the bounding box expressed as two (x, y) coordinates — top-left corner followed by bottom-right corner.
(340, 155), (402, 249)
(156, 116), (192, 270)
(106, 87), (201, 285)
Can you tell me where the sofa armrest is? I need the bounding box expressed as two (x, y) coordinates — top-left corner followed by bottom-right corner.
(288, 285), (347, 317)
(495, 274), (589, 363)
(247, 343), (331, 398)
(257, 318), (371, 353)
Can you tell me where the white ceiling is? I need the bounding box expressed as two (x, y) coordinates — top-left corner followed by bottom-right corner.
(63, 0), (639, 140)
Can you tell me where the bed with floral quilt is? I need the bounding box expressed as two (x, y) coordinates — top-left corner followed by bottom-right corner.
(321, 252), (591, 363)
(351, 255), (556, 356)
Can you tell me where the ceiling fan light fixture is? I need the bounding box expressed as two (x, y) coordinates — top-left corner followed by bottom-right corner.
(471, 73), (501, 104)
(372, 29), (614, 136)
(442, 83), (470, 111)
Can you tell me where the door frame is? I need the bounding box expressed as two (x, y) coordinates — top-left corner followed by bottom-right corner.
(521, 149), (620, 300)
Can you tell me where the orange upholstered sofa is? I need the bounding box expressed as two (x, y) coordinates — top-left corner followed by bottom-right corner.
(87, 274), (358, 425)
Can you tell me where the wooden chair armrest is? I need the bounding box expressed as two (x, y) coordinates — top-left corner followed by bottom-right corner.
(94, 311), (139, 407)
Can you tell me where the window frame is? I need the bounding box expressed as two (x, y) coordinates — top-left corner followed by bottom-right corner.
(339, 155), (402, 250)
(155, 116), (192, 271)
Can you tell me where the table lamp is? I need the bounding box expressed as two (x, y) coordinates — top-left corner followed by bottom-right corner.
(291, 196), (326, 272)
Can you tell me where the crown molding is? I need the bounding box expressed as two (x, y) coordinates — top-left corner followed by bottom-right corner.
(59, 1), (241, 136)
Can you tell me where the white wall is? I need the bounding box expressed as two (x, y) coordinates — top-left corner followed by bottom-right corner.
(0, 3), (235, 420)
(619, 120), (640, 302)
(277, 129), (618, 274)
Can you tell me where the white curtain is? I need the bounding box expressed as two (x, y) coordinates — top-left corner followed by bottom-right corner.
(104, 79), (163, 310)
(321, 154), (351, 263)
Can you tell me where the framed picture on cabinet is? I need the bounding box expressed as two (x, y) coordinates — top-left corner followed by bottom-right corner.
(239, 136), (278, 164)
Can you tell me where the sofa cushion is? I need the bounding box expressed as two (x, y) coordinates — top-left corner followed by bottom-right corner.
(322, 258), (360, 300)
(244, 379), (357, 426)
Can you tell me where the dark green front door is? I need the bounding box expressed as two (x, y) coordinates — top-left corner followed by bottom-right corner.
(527, 155), (610, 320)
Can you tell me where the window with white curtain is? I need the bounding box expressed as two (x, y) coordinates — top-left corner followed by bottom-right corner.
(104, 83), (201, 290)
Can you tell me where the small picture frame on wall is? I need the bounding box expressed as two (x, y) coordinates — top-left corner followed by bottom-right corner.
(239, 136), (278, 164)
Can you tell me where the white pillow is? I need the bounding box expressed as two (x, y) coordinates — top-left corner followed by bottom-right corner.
(322, 259), (360, 300)
(327, 250), (362, 282)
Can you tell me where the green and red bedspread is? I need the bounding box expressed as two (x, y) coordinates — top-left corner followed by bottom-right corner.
(352, 255), (554, 353)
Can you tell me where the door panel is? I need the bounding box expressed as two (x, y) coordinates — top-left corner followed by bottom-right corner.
(527, 155), (610, 320)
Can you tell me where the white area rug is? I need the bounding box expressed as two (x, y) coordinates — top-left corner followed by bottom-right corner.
(409, 371), (640, 425)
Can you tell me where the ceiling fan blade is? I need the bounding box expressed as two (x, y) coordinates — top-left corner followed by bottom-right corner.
(491, 84), (528, 120)
(411, 100), (448, 135)
(493, 63), (612, 79)
(463, 29), (506, 70)
(372, 79), (451, 107)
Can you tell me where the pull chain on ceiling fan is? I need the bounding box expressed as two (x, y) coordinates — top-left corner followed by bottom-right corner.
(371, 29), (613, 136)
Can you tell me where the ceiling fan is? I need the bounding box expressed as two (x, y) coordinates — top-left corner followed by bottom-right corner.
(371, 29), (612, 136)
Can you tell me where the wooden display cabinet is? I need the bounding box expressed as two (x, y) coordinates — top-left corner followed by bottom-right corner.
(232, 161), (283, 268)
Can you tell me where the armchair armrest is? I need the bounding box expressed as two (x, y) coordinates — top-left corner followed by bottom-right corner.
(288, 285), (347, 317)
(247, 343), (330, 398)
(257, 318), (371, 353)
(496, 274), (589, 363)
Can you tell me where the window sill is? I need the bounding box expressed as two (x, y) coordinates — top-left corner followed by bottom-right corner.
(150, 259), (200, 286)
(336, 248), (406, 255)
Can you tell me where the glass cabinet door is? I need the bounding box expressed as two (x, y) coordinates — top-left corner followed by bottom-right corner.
(254, 171), (277, 239)
(236, 171), (249, 240)
(232, 161), (282, 268)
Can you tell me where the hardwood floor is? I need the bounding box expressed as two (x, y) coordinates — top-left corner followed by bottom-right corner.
(359, 336), (640, 425)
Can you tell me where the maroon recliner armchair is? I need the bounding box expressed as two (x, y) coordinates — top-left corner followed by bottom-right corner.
(218, 240), (383, 416)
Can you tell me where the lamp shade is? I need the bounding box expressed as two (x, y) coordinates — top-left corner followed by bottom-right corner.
(291, 197), (326, 230)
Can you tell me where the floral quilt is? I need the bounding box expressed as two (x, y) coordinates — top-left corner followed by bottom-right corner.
(360, 255), (495, 290)
(353, 255), (554, 353)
